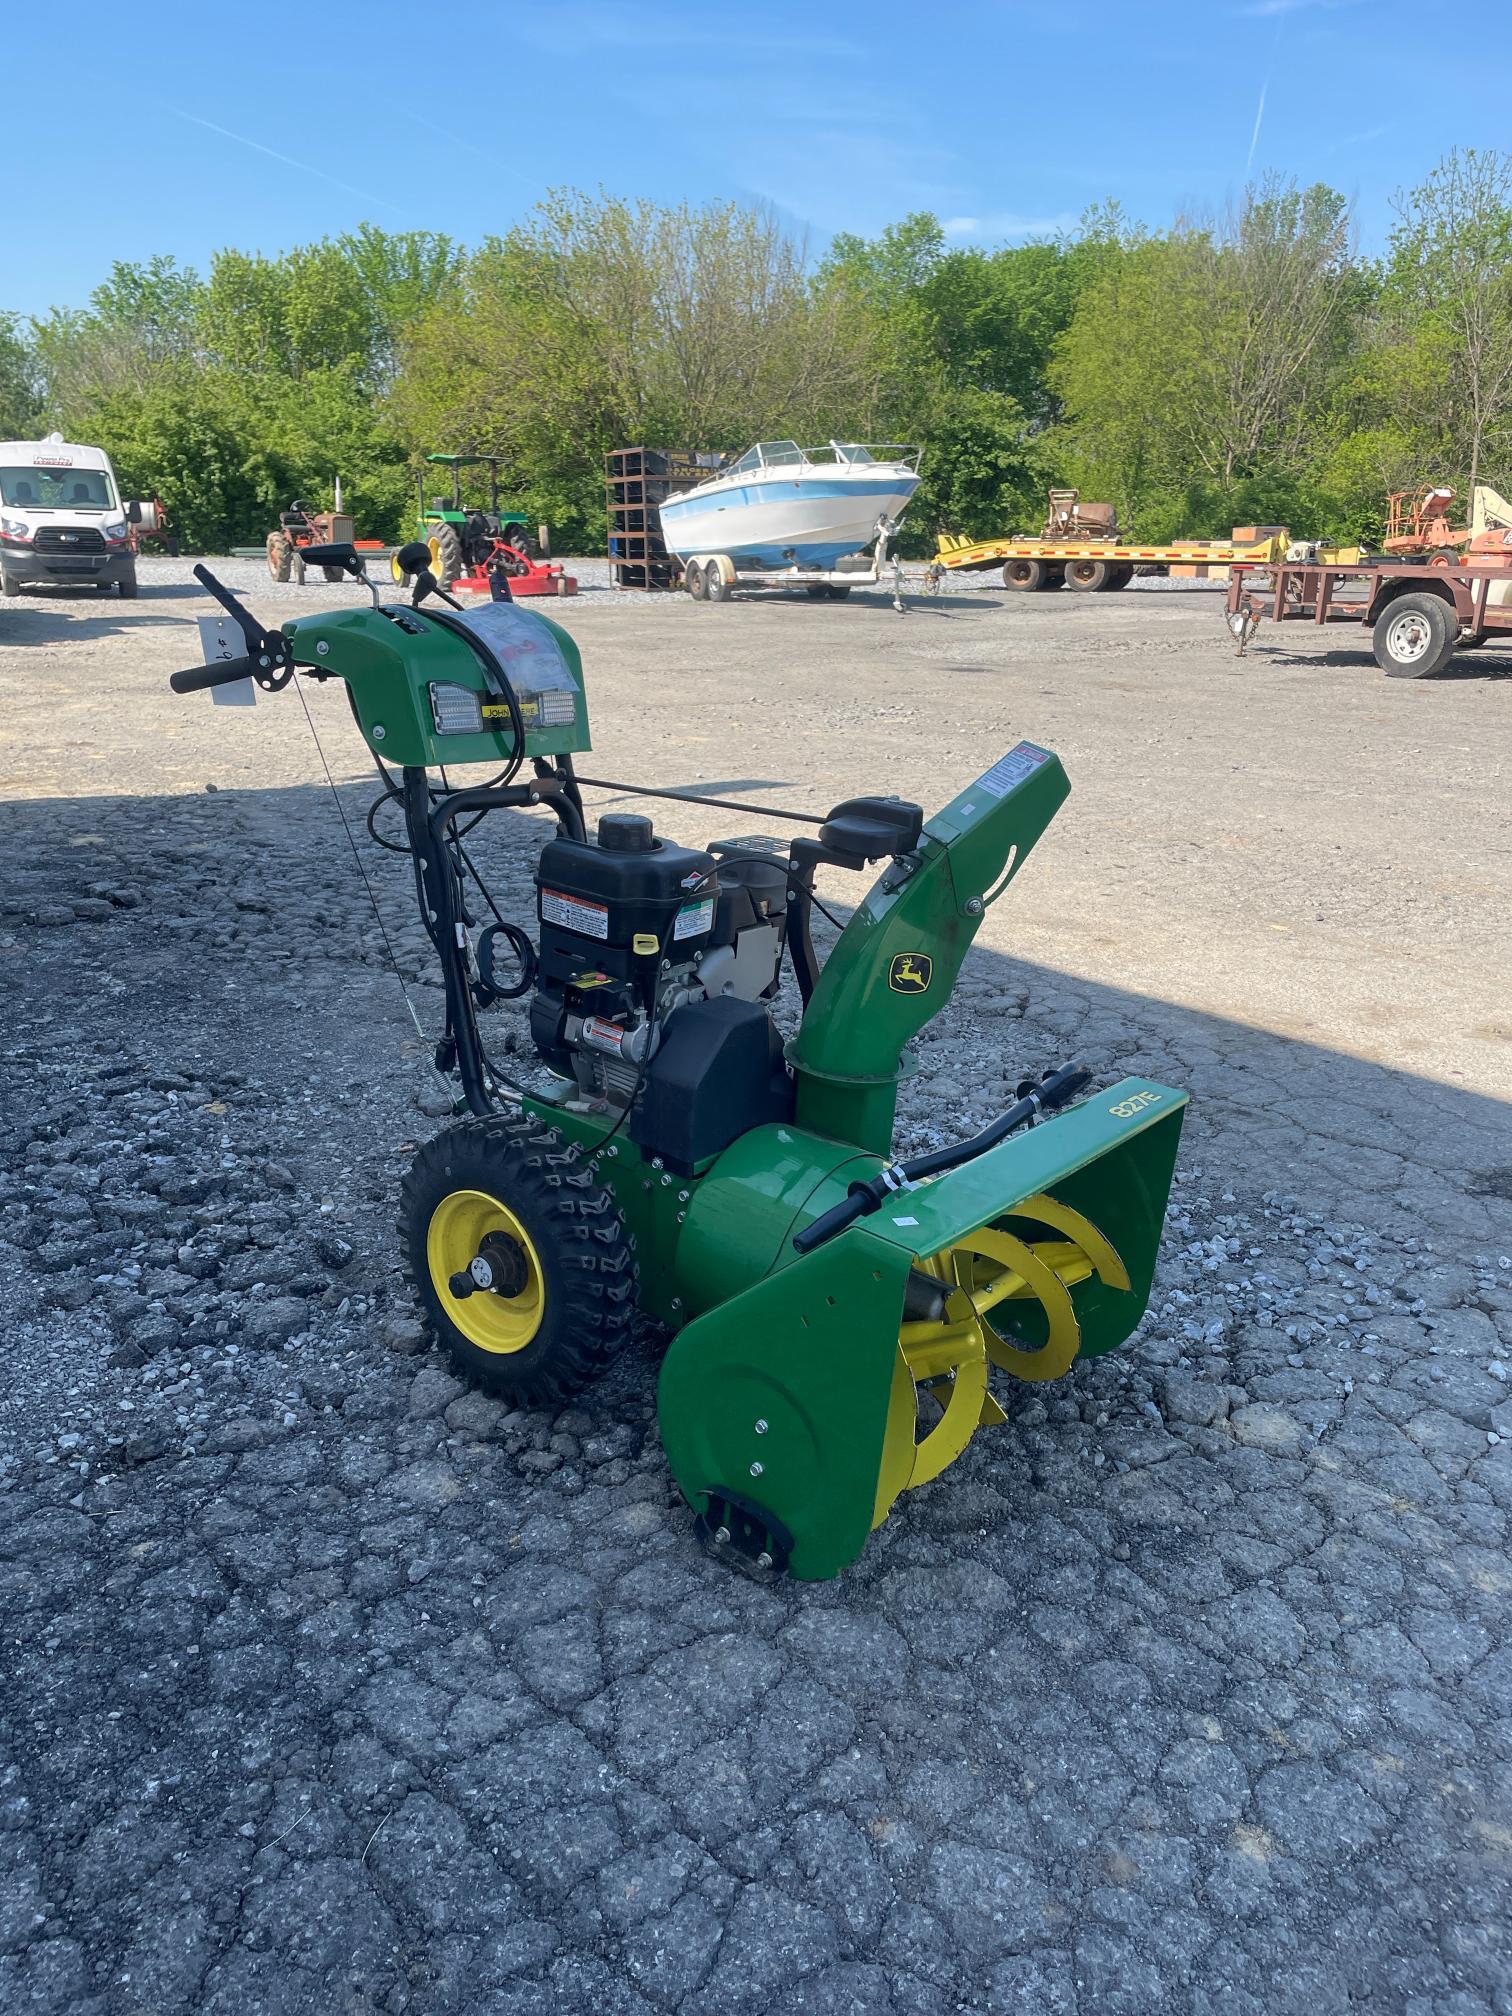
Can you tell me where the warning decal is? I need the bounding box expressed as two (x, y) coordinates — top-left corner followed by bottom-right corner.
(973, 742), (1051, 800)
(673, 898), (714, 942)
(541, 888), (609, 940)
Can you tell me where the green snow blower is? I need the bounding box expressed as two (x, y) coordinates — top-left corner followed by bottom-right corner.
(169, 539), (1187, 1580)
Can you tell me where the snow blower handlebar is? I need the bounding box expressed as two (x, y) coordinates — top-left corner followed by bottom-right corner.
(791, 1063), (1092, 1255)
(169, 564), (296, 693)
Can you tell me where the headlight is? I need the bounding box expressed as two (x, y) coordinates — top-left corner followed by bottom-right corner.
(105, 521), (127, 543)
(0, 516), (30, 542)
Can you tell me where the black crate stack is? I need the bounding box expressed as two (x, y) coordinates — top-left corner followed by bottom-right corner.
(606, 448), (721, 590)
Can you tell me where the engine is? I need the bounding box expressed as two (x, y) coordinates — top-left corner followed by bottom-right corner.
(527, 812), (794, 1172)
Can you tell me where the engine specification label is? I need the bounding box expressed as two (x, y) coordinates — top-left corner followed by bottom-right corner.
(973, 742), (1051, 799)
(673, 898), (714, 941)
(541, 889), (609, 940)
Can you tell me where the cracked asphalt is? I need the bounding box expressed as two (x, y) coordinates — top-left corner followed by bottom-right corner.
(2, 561), (1510, 2015)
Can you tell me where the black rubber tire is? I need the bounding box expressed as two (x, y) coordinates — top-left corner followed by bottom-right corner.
(1109, 565), (1135, 589)
(429, 521), (464, 589)
(118, 572), (138, 599)
(705, 564), (730, 603)
(1371, 591), (1459, 678)
(401, 1114), (637, 1404)
(1065, 558), (1114, 591)
(321, 565), (344, 584)
(825, 584), (851, 600)
(686, 558), (708, 600)
(805, 583), (827, 598)
(266, 532), (291, 583)
(1002, 558), (1047, 591)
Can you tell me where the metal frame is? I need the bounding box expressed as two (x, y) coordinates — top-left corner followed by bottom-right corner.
(403, 763), (585, 1117)
(1226, 558), (1511, 639)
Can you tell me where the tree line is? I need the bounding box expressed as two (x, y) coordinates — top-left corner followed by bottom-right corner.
(3, 150), (1510, 557)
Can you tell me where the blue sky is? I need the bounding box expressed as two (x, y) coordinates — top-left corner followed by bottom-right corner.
(8, 0), (1508, 315)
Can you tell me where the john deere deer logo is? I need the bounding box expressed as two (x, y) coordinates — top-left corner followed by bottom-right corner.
(888, 952), (933, 994)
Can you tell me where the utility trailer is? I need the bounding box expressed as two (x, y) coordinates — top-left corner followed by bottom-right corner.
(932, 527), (1286, 591)
(1225, 555), (1512, 677)
(681, 522), (906, 609)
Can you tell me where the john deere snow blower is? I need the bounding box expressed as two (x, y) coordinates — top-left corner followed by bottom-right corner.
(169, 538), (1187, 1579)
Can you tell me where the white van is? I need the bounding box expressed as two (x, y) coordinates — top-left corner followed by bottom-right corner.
(0, 432), (137, 597)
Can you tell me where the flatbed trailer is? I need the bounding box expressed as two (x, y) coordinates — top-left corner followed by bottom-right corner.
(932, 529), (1285, 591)
(1226, 557), (1512, 676)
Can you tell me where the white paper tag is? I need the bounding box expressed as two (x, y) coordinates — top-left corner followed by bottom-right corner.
(197, 616), (255, 706)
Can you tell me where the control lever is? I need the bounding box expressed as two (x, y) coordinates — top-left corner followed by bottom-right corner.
(815, 796), (924, 868)
(792, 1064), (1092, 1256)
(300, 542), (383, 607)
(301, 541), (360, 573)
(395, 540), (464, 612)
(189, 564), (294, 688)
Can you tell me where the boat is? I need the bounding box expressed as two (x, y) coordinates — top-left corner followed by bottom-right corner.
(656, 441), (921, 570)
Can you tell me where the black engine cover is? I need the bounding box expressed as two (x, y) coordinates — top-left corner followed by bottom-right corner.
(631, 996), (793, 1174)
(535, 831), (717, 991)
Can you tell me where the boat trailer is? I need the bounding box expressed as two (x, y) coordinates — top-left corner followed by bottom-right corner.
(681, 518), (908, 612)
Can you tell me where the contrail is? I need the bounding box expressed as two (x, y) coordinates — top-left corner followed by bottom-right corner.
(399, 108), (505, 169)
(1245, 80), (1268, 176)
(166, 108), (394, 214)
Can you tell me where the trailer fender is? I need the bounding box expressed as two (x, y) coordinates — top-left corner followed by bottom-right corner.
(1365, 573), (1462, 627)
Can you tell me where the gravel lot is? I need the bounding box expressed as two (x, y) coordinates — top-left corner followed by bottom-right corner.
(2, 559), (1511, 2016)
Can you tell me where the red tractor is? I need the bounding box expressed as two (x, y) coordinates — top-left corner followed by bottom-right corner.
(267, 501), (356, 585)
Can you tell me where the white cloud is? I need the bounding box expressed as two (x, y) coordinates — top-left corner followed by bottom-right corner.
(941, 211), (1078, 242)
(1243, 0), (1362, 16)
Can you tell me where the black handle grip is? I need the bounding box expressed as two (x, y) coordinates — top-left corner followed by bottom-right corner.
(792, 1187), (872, 1256)
(791, 1061), (1095, 1259)
(170, 655), (260, 694)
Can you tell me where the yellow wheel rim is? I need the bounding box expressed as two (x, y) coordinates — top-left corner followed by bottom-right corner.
(390, 552), (407, 583)
(427, 534), (444, 576)
(427, 1188), (545, 1355)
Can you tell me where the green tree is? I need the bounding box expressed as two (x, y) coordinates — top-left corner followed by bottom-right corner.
(32, 255), (203, 412)
(81, 369), (261, 551)
(397, 191), (891, 545)
(1386, 148), (1512, 494)
(1051, 180), (1357, 536)
(0, 313), (40, 436)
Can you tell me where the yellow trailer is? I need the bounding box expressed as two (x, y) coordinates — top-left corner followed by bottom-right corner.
(929, 528), (1288, 592)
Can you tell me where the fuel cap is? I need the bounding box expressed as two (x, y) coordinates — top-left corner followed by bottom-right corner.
(598, 813), (655, 852)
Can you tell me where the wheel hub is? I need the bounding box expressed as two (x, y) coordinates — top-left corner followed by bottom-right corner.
(1389, 611), (1430, 660)
(428, 1187), (545, 1353)
(468, 1230), (530, 1296)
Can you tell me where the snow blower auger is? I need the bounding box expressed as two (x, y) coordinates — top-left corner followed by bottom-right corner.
(168, 538), (1188, 1580)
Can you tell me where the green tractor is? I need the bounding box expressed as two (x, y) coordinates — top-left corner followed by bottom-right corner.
(168, 536), (1189, 1581)
(411, 453), (534, 589)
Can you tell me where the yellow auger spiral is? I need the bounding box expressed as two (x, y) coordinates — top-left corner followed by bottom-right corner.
(871, 1193), (1132, 1526)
